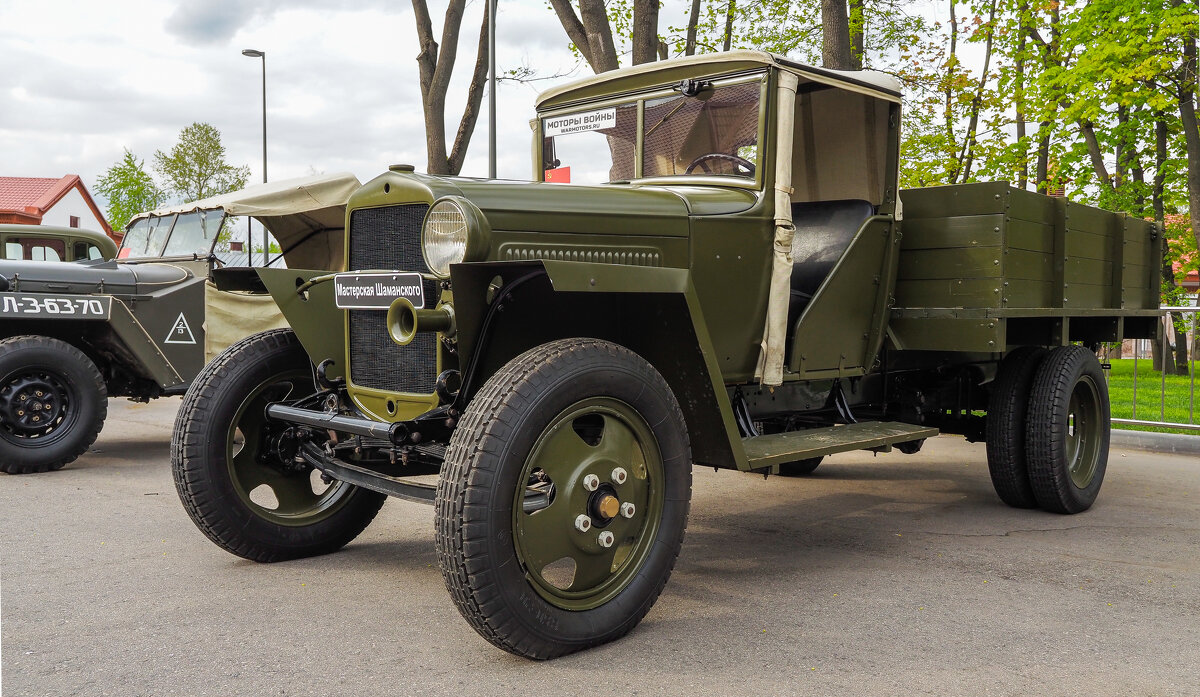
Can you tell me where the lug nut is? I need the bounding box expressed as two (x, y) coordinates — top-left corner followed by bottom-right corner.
(35, 391), (43, 397)
(620, 502), (636, 518)
(574, 515), (592, 532)
(611, 467), (628, 484)
(17, 410), (24, 416)
(582, 474), (600, 491)
(597, 531), (615, 548)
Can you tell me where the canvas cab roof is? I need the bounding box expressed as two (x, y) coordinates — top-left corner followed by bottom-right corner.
(535, 50), (902, 111)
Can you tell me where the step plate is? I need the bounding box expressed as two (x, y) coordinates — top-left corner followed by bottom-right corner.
(743, 421), (940, 468)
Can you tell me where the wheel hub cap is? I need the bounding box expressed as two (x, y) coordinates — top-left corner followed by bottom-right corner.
(1, 371), (68, 439)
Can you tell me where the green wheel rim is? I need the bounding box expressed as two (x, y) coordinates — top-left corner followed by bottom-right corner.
(512, 397), (665, 611)
(226, 370), (354, 526)
(1065, 375), (1103, 489)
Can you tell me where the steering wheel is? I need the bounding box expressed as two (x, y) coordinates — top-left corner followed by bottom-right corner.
(685, 153), (756, 177)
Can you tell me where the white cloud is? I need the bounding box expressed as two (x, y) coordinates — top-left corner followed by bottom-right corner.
(0, 0), (593, 213)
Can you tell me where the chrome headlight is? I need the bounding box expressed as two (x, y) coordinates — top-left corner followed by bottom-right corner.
(422, 197), (489, 277)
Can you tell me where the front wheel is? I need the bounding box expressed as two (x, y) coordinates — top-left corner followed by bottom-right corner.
(0, 336), (107, 474)
(436, 338), (692, 659)
(171, 329), (386, 562)
(1025, 345), (1110, 514)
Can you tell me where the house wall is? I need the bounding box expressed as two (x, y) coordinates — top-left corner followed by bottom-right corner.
(40, 187), (106, 231)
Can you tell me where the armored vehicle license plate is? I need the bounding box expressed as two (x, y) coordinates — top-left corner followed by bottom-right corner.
(0, 292), (112, 319)
(333, 272), (425, 310)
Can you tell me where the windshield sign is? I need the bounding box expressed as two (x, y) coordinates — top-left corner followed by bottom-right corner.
(541, 76), (762, 186)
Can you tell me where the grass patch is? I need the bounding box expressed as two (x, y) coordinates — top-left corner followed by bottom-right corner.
(1104, 358), (1200, 434)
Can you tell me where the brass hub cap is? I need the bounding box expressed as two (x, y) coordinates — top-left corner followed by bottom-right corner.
(594, 493), (620, 520)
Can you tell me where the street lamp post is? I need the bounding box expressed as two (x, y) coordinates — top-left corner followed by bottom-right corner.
(487, 0), (496, 179)
(242, 48), (268, 266)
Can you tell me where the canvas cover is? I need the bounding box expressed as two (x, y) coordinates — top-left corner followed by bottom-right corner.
(203, 281), (291, 363)
(129, 173), (361, 271)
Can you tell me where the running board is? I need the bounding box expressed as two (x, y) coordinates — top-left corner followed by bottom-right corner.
(299, 442), (435, 505)
(743, 421), (939, 469)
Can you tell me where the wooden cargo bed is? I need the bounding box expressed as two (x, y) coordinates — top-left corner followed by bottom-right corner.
(889, 182), (1162, 352)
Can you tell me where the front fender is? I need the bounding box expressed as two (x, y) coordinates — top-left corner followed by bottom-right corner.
(450, 260), (746, 470)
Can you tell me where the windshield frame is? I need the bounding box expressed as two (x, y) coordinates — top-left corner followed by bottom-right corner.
(118, 208), (226, 259)
(535, 70), (769, 189)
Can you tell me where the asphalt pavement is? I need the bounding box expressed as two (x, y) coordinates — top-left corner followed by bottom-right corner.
(2, 397), (1198, 696)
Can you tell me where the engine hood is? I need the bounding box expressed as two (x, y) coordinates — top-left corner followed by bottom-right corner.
(354, 171), (760, 239)
(0, 259), (193, 296)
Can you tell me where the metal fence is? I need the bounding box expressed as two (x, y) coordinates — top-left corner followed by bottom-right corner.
(1109, 304), (1199, 433)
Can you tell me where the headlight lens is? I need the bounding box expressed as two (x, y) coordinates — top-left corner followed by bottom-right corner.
(422, 199), (468, 277)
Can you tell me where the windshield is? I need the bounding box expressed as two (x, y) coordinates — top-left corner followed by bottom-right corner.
(541, 76), (762, 185)
(119, 209), (224, 258)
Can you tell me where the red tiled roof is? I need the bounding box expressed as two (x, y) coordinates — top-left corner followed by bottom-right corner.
(0, 176), (71, 211)
(0, 175), (113, 236)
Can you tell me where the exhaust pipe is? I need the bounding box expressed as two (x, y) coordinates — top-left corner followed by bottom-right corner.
(386, 297), (455, 346)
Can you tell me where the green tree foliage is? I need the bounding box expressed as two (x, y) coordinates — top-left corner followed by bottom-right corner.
(153, 122), (251, 203)
(94, 149), (165, 232)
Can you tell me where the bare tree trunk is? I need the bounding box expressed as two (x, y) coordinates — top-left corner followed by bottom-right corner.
(822, 0), (854, 70)
(447, 6), (491, 175)
(549, 0), (619, 73)
(685, 0), (702, 56)
(1015, 0), (1029, 189)
(1080, 119), (1114, 192)
(958, 0), (998, 182)
(945, 0), (959, 181)
(723, 0), (736, 51)
(848, 0), (864, 70)
(632, 0), (660, 65)
(1177, 0), (1200, 255)
(1031, 3), (1061, 193)
(413, 0), (466, 174)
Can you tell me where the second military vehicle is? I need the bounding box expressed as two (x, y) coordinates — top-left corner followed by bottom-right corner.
(171, 52), (1161, 658)
(0, 174), (359, 473)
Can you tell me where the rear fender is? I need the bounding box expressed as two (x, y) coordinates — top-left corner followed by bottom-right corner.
(450, 260), (746, 470)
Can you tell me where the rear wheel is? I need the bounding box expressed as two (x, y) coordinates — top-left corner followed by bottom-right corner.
(985, 347), (1047, 508)
(777, 456), (822, 476)
(0, 336), (106, 474)
(1025, 345), (1110, 514)
(436, 338), (692, 659)
(171, 329), (386, 562)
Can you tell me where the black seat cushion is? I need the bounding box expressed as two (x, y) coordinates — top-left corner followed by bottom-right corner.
(787, 199), (875, 324)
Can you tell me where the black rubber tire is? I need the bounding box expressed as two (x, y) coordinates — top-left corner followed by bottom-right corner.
(777, 456), (823, 476)
(984, 346), (1047, 508)
(1025, 345), (1110, 514)
(436, 338), (692, 660)
(0, 335), (106, 474)
(171, 329), (386, 562)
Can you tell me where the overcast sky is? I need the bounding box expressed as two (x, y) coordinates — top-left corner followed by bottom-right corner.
(2, 0), (953, 209)
(0, 0), (606, 199)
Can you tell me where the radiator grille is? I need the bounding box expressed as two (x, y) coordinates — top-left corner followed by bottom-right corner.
(346, 204), (438, 394)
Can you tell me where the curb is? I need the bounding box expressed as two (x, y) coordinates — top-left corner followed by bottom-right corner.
(1111, 429), (1200, 456)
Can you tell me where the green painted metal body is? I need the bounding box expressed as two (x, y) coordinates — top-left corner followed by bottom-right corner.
(263, 54), (1160, 473)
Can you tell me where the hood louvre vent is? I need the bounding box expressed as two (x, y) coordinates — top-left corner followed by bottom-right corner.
(501, 246), (661, 267)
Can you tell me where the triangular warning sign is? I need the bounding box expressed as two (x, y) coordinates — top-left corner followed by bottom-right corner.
(164, 312), (196, 345)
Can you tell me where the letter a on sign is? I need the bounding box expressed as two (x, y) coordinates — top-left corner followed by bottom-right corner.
(165, 313), (197, 345)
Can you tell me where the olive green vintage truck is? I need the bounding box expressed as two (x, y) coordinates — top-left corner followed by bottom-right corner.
(171, 52), (1161, 659)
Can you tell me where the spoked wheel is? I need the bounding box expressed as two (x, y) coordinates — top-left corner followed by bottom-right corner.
(437, 338), (692, 659)
(0, 336), (106, 474)
(224, 367), (354, 526)
(515, 397), (665, 611)
(1026, 345), (1110, 514)
(172, 329), (386, 562)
